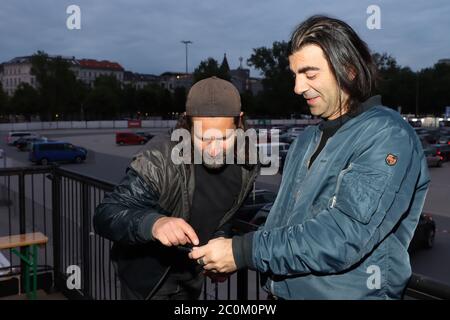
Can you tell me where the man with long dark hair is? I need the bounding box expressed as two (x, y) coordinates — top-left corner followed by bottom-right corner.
(190, 16), (430, 299)
(94, 76), (259, 299)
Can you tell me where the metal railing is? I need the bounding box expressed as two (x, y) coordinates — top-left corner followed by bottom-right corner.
(0, 165), (449, 300)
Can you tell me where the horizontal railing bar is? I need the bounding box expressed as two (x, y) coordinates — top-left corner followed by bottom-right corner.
(54, 168), (115, 192)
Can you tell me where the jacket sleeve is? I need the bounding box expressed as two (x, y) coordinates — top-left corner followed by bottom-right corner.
(93, 153), (169, 245)
(251, 126), (430, 275)
(212, 220), (234, 239)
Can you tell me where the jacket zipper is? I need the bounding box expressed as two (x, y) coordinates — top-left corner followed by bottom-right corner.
(329, 163), (353, 208)
(145, 265), (171, 300)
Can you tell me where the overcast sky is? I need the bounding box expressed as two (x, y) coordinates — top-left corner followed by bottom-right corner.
(1, 0), (449, 77)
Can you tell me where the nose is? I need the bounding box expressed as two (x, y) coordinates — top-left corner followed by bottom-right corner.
(207, 140), (221, 157)
(294, 75), (309, 96)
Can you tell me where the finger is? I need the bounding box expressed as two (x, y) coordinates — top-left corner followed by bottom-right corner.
(203, 263), (216, 271)
(158, 234), (171, 247)
(178, 220), (200, 245)
(166, 231), (180, 246)
(189, 246), (207, 260)
(172, 227), (188, 245)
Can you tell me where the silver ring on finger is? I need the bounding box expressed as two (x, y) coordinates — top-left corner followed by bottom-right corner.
(197, 258), (205, 266)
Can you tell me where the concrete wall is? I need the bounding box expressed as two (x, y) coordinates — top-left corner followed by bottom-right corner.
(1, 117), (443, 132)
(0, 120), (178, 131)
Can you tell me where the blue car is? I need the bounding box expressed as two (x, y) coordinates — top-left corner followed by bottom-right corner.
(29, 141), (87, 165)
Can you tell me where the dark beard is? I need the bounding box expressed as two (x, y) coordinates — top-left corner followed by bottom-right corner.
(193, 145), (234, 170)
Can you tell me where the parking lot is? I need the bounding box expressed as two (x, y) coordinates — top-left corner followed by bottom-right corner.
(1, 127), (450, 287)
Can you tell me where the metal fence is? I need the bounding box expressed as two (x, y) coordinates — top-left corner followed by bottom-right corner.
(0, 165), (449, 300)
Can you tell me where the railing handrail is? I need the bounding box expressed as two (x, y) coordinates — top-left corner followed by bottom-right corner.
(1, 165), (449, 300)
(54, 167), (115, 191)
(406, 273), (450, 300)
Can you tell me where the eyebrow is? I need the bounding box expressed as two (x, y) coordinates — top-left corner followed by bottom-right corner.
(294, 66), (320, 74)
(194, 131), (234, 140)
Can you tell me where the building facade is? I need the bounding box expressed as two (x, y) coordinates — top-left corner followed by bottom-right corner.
(75, 59), (124, 88)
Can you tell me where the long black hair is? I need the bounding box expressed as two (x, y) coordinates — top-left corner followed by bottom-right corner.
(289, 15), (378, 115)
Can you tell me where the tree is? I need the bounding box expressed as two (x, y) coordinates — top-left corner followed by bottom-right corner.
(0, 83), (9, 116)
(193, 57), (230, 83)
(173, 87), (187, 114)
(84, 75), (122, 120)
(10, 83), (40, 120)
(121, 84), (137, 118)
(247, 41), (306, 117)
(418, 63), (450, 115)
(30, 51), (85, 120)
(135, 85), (158, 116)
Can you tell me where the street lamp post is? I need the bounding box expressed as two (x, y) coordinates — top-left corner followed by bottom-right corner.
(181, 40), (192, 74)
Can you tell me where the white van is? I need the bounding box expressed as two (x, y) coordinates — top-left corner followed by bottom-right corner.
(6, 131), (38, 146)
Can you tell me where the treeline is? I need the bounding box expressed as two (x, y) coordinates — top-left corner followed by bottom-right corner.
(1, 45), (449, 121)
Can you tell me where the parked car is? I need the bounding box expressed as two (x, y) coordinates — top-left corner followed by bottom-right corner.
(424, 147), (443, 167)
(256, 142), (290, 166)
(15, 137), (48, 152)
(6, 131), (38, 146)
(438, 134), (450, 145)
(279, 132), (294, 144)
(432, 143), (450, 161)
(419, 131), (440, 145)
(414, 128), (429, 136)
(409, 120), (422, 127)
(270, 126), (289, 134)
(250, 204), (436, 251)
(439, 120), (450, 128)
(29, 141), (87, 165)
(234, 190), (277, 222)
(287, 127), (305, 141)
(135, 131), (155, 140)
(116, 132), (148, 145)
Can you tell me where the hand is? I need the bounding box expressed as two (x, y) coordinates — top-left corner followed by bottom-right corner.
(152, 217), (199, 247)
(189, 237), (237, 273)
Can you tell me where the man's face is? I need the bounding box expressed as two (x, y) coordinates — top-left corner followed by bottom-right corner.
(289, 44), (349, 120)
(191, 117), (237, 169)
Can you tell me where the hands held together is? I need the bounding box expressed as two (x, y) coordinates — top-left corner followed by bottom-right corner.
(151, 217), (237, 274)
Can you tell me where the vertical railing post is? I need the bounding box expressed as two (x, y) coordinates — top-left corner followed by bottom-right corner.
(51, 168), (62, 287)
(18, 172), (26, 289)
(236, 268), (249, 300)
(18, 172), (26, 234)
(81, 181), (91, 298)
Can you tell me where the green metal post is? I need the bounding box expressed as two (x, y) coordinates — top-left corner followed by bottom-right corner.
(32, 244), (37, 300)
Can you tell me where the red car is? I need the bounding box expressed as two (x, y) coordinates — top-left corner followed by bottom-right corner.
(116, 132), (148, 145)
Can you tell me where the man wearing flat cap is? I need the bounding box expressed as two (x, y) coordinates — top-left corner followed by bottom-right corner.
(94, 77), (260, 300)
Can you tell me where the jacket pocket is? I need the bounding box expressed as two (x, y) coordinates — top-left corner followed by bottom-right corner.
(330, 162), (391, 224)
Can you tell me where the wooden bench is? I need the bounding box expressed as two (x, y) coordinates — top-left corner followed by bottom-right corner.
(0, 232), (48, 299)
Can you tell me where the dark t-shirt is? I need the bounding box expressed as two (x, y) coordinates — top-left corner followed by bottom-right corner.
(189, 164), (242, 246)
(308, 105), (366, 168)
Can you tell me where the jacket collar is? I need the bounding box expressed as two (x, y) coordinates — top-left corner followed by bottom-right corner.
(318, 95), (382, 131)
